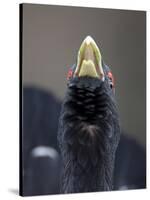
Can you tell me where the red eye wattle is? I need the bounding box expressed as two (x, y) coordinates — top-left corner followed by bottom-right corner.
(67, 69), (73, 80)
(108, 71), (115, 87)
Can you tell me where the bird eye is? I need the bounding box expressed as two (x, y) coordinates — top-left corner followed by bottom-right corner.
(107, 71), (115, 89)
(110, 83), (113, 89)
(67, 69), (73, 80)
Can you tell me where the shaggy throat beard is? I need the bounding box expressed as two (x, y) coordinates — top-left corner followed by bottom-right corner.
(63, 77), (118, 146)
(58, 77), (120, 193)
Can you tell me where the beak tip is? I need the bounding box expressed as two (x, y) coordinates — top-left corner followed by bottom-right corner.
(84, 35), (94, 45)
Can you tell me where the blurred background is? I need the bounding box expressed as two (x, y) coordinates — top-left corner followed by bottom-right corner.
(21, 4), (146, 196)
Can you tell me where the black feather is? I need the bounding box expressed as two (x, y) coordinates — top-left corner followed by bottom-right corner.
(58, 73), (120, 193)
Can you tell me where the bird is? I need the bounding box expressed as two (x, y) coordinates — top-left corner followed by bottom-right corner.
(58, 36), (121, 193)
(22, 86), (146, 196)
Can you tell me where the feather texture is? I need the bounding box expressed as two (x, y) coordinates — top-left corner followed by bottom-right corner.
(58, 76), (120, 193)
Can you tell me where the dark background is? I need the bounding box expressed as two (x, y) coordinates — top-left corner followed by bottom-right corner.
(22, 4), (146, 147)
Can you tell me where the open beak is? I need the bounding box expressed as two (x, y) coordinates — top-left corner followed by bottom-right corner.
(74, 36), (104, 80)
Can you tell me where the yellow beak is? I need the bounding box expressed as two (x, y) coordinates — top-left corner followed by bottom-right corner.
(74, 36), (104, 80)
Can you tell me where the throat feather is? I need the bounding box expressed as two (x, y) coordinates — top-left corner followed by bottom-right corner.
(58, 78), (120, 193)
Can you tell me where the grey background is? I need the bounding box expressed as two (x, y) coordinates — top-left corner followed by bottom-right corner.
(22, 4), (146, 147)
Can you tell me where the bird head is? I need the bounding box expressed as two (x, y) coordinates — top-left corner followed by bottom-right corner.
(58, 37), (120, 193)
(67, 36), (115, 92)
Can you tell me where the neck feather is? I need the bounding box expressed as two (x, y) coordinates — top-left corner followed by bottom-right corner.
(58, 78), (120, 193)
